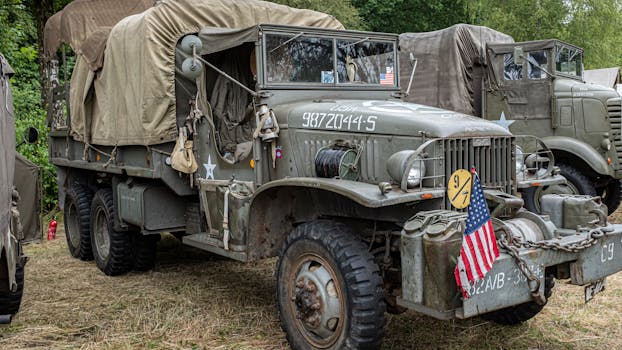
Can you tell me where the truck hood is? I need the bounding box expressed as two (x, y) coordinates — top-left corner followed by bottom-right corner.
(278, 100), (511, 138)
(555, 78), (619, 98)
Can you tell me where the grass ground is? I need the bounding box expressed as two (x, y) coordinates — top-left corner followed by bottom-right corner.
(2, 213), (622, 350)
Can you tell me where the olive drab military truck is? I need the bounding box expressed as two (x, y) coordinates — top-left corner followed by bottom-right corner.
(399, 24), (622, 214)
(45, 1), (622, 349)
(0, 53), (32, 324)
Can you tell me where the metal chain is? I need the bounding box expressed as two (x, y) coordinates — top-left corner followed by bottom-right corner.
(510, 226), (613, 253)
(497, 225), (613, 305)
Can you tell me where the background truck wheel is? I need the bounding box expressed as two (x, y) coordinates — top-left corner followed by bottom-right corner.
(600, 180), (622, 214)
(133, 234), (160, 271)
(481, 274), (554, 325)
(522, 163), (597, 213)
(276, 220), (386, 350)
(64, 184), (94, 260)
(0, 259), (25, 316)
(90, 188), (132, 276)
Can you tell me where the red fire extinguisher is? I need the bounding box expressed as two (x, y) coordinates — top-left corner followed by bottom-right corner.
(47, 218), (57, 240)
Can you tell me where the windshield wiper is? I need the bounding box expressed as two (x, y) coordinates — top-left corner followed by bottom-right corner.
(338, 37), (370, 49)
(269, 32), (304, 53)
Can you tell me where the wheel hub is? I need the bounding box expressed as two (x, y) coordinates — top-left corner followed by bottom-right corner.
(290, 258), (344, 347)
(67, 203), (80, 247)
(294, 279), (322, 327)
(93, 208), (111, 260)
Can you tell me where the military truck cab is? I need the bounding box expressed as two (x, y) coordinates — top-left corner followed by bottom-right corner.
(46, 3), (622, 349)
(486, 39), (622, 212)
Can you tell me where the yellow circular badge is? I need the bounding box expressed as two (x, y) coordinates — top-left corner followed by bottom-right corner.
(447, 169), (472, 209)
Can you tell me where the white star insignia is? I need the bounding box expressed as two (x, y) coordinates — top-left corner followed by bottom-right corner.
(203, 155), (216, 180)
(494, 111), (515, 131)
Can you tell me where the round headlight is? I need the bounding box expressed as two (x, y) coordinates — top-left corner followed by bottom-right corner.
(386, 150), (427, 189)
(515, 145), (524, 175)
(407, 158), (426, 188)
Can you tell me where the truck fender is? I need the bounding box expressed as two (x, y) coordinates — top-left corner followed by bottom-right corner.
(250, 177), (443, 209)
(541, 136), (610, 176)
(245, 178), (444, 261)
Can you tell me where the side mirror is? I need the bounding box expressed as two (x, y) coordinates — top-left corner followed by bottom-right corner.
(24, 127), (39, 144)
(513, 47), (525, 66)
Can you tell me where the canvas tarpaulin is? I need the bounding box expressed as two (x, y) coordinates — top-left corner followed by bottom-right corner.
(1, 53), (15, 235)
(43, 0), (155, 58)
(14, 154), (40, 242)
(59, 0), (342, 146)
(399, 24), (513, 117)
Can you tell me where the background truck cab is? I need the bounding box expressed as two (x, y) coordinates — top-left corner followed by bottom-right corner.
(400, 24), (622, 214)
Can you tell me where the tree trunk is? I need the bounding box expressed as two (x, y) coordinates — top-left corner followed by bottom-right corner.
(29, 0), (55, 107)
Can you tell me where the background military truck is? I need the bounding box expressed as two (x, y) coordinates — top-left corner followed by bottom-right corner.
(0, 53), (39, 323)
(399, 24), (622, 214)
(45, 1), (622, 349)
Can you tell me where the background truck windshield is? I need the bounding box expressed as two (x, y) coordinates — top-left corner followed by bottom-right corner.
(265, 32), (397, 87)
(555, 44), (582, 78)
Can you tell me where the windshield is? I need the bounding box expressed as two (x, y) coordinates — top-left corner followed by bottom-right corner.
(555, 44), (582, 78)
(264, 32), (397, 87)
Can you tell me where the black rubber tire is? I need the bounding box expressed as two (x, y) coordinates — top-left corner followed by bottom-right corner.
(558, 163), (598, 196)
(0, 260), (25, 316)
(133, 234), (160, 271)
(522, 163), (598, 214)
(276, 220), (386, 350)
(601, 180), (622, 215)
(64, 184), (94, 260)
(90, 188), (133, 276)
(481, 274), (554, 325)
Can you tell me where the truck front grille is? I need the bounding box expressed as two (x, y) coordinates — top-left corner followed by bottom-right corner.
(608, 98), (622, 159)
(443, 137), (514, 209)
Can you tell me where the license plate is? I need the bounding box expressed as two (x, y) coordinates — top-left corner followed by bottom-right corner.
(584, 278), (606, 303)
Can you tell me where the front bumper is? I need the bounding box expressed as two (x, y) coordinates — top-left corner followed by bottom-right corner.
(399, 221), (622, 320)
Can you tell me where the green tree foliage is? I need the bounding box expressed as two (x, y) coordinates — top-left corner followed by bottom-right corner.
(270, 0), (364, 29)
(1, 1), (56, 211)
(471, 0), (622, 68)
(351, 0), (471, 33)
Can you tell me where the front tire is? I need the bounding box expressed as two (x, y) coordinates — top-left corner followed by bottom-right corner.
(601, 179), (622, 215)
(0, 259), (25, 316)
(64, 184), (93, 260)
(522, 163), (597, 213)
(276, 220), (386, 350)
(90, 188), (133, 276)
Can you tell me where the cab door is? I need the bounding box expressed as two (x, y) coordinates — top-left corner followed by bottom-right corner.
(486, 48), (553, 138)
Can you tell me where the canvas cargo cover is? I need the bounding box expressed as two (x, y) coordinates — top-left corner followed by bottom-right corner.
(584, 67), (621, 88)
(1, 53), (15, 235)
(14, 154), (40, 242)
(43, 0), (154, 58)
(66, 0), (343, 146)
(399, 24), (513, 116)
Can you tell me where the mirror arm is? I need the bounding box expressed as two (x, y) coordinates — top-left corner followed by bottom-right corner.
(404, 54), (418, 96)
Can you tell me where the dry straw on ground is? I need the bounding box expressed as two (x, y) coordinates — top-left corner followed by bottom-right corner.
(2, 213), (622, 349)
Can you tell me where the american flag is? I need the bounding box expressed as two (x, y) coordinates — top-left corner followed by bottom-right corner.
(380, 73), (394, 85)
(454, 170), (500, 298)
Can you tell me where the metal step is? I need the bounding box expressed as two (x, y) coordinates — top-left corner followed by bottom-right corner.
(182, 233), (247, 262)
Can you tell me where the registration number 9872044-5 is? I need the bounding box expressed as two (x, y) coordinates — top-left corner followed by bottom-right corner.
(301, 112), (377, 132)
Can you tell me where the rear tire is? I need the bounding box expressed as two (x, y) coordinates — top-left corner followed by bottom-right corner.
(276, 220), (386, 350)
(481, 274), (554, 325)
(90, 189), (133, 276)
(133, 234), (160, 271)
(0, 259), (25, 316)
(64, 184), (93, 260)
